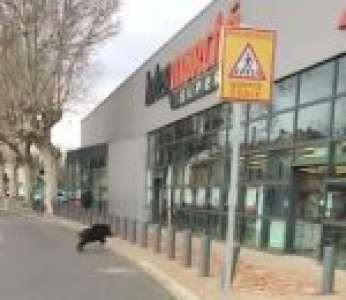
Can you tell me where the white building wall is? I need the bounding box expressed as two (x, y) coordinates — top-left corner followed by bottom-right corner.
(81, 0), (346, 219)
(81, 0), (231, 219)
(242, 0), (346, 79)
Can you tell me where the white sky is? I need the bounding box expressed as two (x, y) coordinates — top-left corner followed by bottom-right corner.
(52, 0), (213, 151)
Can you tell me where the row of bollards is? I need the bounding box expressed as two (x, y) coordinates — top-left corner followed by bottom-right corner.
(59, 206), (211, 277)
(102, 216), (211, 277)
(59, 207), (337, 295)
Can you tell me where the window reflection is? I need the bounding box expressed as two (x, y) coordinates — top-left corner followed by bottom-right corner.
(249, 119), (268, 146)
(295, 166), (328, 221)
(338, 56), (346, 95)
(334, 97), (346, 138)
(249, 103), (269, 120)
(300, 62), (333, 104)
(270, 112), (294, 145)
(335, 141), (346, 164)
(297, 103), (330, 140)
(273, 76), (297, 112)
(148, 105), (227, 218)
(267, 150), (292, 180)
(247, 152), (268, 181)
(295, 146), (329, 165)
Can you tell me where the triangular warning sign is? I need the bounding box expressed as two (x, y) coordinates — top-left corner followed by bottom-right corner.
(228, 43), (266, 81)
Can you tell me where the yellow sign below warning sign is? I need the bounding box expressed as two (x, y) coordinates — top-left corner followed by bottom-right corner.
(220, 27), (276, 103)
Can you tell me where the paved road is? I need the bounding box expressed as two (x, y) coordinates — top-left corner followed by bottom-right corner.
(0, 212), (174, 300)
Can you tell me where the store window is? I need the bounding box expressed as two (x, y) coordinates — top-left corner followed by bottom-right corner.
(270, 111), (294, 145)
(247, 152), (268, 181)
(297, 102), (330, 140)
(249, 119), (268, 146)
(148, 105), (228, 226)
(335, 141), (346, 164)
(249, 103), (269, 120)
(337, 56), (346, 95)
(295, 166), (327, 221)
(273, 76), (297, 112)
(300, 62), (334, 104)
(183, 117), (197, 137)
(325, 182), (346, 221)
(266, 186), (289, 218)
(295, 145), (329, 166)
(267, 150), (293, 181)
(334, 97), (346, 138)
(210, 105), (226, 131)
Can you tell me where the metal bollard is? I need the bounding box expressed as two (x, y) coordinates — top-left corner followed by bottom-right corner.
(77, 207), (81, 221)
(121, 217), (127, 240)
(115, 216), (121, 236)
(182, 229), (192, 268)
(139, 222), (148, 248)
(73, 205), (77, 220)
(322, 246), (335, 295)
(140, 222), (148, 248)
(153, 224), (161, 253)
(198, 234), (211, 277)
(83, 209), (87, 224)
(167, 227), (176, 260)
(129, 220), (137, 244)
(86, 210), (90, 224)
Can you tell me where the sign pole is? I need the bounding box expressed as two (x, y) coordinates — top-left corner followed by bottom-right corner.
(219, 25), (276, 298)
(222, 102), (241, 297)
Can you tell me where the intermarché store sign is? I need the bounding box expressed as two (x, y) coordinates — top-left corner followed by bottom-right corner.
(145, 4), (240, 109)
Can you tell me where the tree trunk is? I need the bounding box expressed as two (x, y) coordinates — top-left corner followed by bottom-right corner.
(22, 162), (33, 205)
(0, 163), (4, 198)
(5, 161), (17, 210)
(0, 163), (4, 209)
(42, 146), (58, 216)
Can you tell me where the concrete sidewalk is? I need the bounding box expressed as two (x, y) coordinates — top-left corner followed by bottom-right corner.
(19, 213), (346, 300)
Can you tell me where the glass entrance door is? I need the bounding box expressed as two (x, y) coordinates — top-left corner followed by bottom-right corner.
(294, 166), (326, 257)
(324, 179), (346, 268)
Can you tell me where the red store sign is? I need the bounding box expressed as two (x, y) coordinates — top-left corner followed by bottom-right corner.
(170, 3), (241, 90)
(339, 10), (346, 30)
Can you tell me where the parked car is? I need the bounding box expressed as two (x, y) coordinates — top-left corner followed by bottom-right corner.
(57, 190), (68, 204)
(32, 188), (69, 210)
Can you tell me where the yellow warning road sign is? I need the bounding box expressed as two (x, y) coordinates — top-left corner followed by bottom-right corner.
(220, 27), (276, 103)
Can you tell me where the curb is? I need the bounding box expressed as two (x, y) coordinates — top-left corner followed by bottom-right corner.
(136, 260), (200, 300)
(17, 213), (200, 300)
(107, 239), (200, 300)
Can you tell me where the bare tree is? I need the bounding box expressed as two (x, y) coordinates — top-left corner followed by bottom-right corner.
(0, 0), (120, 215)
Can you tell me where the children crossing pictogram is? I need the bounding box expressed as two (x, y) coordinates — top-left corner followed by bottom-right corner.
(228, 43), (266, 81)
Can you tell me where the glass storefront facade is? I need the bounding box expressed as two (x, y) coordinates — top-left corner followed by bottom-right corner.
(147, 54), (346, 266)
(66, 144), (109, 213)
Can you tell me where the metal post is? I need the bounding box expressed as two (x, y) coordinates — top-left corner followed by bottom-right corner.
(87, 208), (93, 225)
(130, 220), (136, 244)
(83, 209), (87, 224)
(153, 224), (161, 253)
(223, 103), (241, 293)
(199, 234), (211, 277)
(115, 216), (121, 236)
(167, 227), (176, 260)
(322, 246), (335, 295)
(140, 222), (148, 248)
(182, 229), (192, 268)
(122, 217), (127, 240)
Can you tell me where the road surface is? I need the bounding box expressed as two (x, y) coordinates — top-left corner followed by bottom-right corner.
(0, 212), (174, 300)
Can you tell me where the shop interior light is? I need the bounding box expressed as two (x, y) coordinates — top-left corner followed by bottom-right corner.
(336, 166), (346, 174)
(302, 147), (316, 153)
(255, 154), (268, 159)
(302, 154), (317, 158)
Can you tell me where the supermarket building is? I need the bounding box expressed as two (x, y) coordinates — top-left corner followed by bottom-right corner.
(67, 0), (346, 266)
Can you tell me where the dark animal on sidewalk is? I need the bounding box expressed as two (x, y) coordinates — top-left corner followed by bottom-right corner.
(77, 224), (113, 252)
